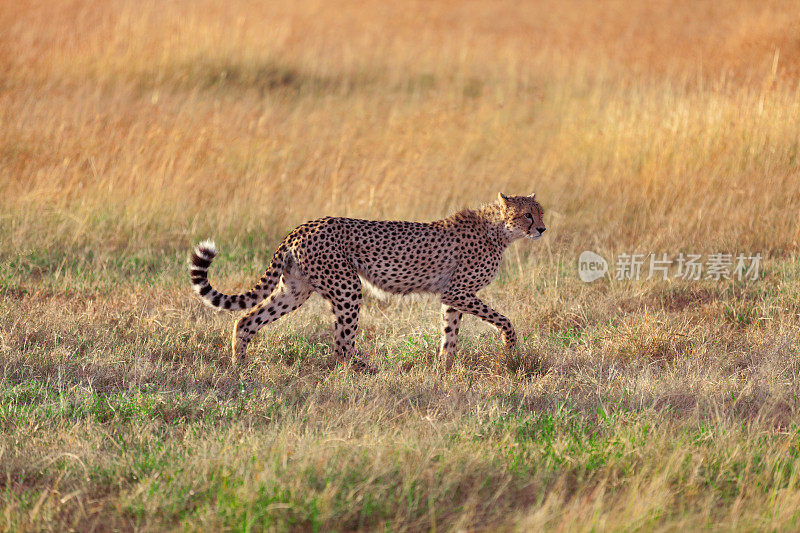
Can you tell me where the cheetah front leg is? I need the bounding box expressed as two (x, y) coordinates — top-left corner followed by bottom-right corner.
(441, 292), (517, 354)
(438, 305), (463, 371)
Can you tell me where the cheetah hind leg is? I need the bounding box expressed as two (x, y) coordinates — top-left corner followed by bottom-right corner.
(231, 276), (312, 365)
(319, 274), (377, 374)
(332, 293), (378, 374)
(438, 305), (463, 372)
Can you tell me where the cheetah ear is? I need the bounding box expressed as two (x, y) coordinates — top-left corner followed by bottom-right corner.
(529, 192), (536, 199)
(498, 192), (509, 204)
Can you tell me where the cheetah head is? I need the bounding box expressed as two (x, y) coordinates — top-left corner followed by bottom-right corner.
(498, 192), (546, 241)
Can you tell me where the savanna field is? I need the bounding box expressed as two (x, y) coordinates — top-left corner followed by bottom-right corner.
(2, 1), (800, 530)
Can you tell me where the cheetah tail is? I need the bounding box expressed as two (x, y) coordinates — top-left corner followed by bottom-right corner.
(189, 239), (288, 311)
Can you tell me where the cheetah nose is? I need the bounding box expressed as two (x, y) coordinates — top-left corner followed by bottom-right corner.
(536, 227), (546, 234)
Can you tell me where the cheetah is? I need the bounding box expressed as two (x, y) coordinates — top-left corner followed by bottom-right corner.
(189, 193), (546, 370)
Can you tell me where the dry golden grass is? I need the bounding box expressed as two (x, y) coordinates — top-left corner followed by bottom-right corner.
(2, 0), (800, 530)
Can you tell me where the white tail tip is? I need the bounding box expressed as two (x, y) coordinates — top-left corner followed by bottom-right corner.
(195, 239), (217, 257)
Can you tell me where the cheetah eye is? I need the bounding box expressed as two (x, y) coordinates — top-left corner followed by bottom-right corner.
(524, 213), (533, 219)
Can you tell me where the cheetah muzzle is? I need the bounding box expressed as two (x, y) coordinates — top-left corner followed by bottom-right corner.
(189, 193), (546, 372)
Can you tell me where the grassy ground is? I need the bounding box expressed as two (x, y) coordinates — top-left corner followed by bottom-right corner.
(3, 0), (800, 530)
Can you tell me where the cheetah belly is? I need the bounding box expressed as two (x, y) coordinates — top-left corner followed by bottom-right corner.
(351, 238), (454, 295)
(355, 257), (451, 295)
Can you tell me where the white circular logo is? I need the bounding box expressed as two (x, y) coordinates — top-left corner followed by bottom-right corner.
(578, 251), (608, 282)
